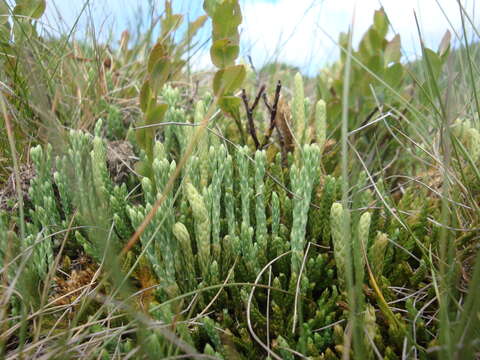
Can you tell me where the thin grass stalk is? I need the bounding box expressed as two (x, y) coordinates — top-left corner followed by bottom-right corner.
(0, 94), (29, 358)
(341, 24), (366, 359)
(0, 96), (24, 239)
(412, 13), (457, 360)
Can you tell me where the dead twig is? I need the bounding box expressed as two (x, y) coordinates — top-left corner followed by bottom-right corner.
(261, 80), (282, 149)
(241, 85), (266, 149)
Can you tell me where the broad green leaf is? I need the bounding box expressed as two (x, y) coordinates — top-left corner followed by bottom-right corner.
(169, 0), (177, 13)
(212, 25), (239, 44)
(213, 64), (246, 96)
(219, 96), (242, 118)
(135, 123), (147, 150)
(13, 0), (45, 19)
(438, 30), (451, 58)
(161, 13), (183, 39)
(385, 34), (401, 65)
(374, 30), (387, 49)
(423, 48), (442, 79)
(212, 0), (242, 40)
(203, 0), (219, 17)
(136, 103), (168, 160)
(140, 103), (168, 160)
(150, 58), (172, 92)
(139, 81), (152, 113)
(165, 0), (173, 17)
(373, 8), (389, 38)
(332, 78), (343, 100)
(147, 43), (168, 73)
(352, 68), (373, 96)
(146, 103), (168, 126)
(216, 0), (242, 27)
(359, 28), (384, 57)
(384, 63), (405, 89)
(210, 39), (239, 68)
(12, 17), (35, 41)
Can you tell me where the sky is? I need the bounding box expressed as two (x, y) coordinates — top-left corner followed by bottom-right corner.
(43, 0), (478, 75)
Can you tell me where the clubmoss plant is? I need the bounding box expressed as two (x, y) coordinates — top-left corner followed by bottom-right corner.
(368, 232), (388, 279)
(290, 144), (320, 278)
(330, 202), (347, 288)
(293, 72), (306, 145)
(314, 99), (327, 150)
(185, 182), (211, 279)
(1, 2), (479, 359)
(254, 150), (268, 261)
(237, 146), (257, 274)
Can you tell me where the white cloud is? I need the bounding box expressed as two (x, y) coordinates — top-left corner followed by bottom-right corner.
(239, 0), (477, 74)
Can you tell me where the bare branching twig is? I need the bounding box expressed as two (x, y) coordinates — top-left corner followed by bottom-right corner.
(261, 80), (282, 149)
(241, 85), (266, 149)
